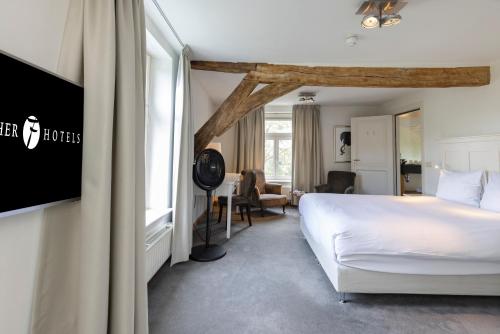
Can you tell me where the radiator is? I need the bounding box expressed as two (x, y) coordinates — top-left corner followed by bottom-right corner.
(145, 224), (172, 282)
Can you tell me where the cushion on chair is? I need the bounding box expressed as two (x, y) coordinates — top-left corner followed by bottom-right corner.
(259, 193), (288, 207)
(265, 183), (282, 195)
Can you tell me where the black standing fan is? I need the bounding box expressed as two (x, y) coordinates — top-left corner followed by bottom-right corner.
(190, 148), (226, 262)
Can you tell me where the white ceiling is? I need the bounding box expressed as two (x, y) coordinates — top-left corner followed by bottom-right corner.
(160, 0), (500, 106)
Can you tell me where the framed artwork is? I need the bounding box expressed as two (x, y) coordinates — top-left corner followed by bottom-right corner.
(334, 126), (351, 163)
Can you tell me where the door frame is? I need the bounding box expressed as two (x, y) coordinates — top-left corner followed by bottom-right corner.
(394, 108), (424, 196)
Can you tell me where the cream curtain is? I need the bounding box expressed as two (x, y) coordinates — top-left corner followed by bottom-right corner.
(233, 107), (265, 172)
(31, 1), (149, 333)
(292, 104), (324, 193)
(171, 47), (194, 265)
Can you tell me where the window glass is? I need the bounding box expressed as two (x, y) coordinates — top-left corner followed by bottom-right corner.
(277, 139), (292, 177)
(265, 139), (275, 175)
(265, 120), (292, 134)
(264, 115), (292, 181)
(145, 31), (175, 225)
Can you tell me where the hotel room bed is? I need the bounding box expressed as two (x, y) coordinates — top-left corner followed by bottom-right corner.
(299, 193), (500, 297)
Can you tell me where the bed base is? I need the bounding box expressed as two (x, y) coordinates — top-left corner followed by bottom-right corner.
(300, 216), (500, 301)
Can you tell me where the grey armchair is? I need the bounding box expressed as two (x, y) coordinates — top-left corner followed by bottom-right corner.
(315, 171), (356, 194)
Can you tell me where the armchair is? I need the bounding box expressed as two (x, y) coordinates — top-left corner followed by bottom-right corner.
(244, 169), (288, 215)
(315, 171), (356, 194)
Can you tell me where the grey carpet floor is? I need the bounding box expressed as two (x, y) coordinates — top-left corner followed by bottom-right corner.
(148, 208), (500, 334)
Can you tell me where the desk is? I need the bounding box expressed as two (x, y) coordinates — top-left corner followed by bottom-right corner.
(216, 173), (240, 239)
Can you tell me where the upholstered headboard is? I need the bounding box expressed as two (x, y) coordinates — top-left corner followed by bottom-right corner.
(440, 135), (500, 173)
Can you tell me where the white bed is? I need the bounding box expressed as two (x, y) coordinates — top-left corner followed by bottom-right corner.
(300, 194), (500, 297)
(301, 194), (500, 275)
(299, 134), (500, 298)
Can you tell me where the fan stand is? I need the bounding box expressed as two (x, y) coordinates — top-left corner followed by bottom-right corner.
(190, 190), (227, 262)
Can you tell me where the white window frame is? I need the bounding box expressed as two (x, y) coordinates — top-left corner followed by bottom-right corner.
(144, 28), (177, 231)
(265, 113), (292, 183)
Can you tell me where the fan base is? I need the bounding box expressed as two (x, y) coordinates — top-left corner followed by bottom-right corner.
(189, 244), (226, 262)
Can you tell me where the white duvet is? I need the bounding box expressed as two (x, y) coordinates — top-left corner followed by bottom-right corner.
(299, 194), (500, 275)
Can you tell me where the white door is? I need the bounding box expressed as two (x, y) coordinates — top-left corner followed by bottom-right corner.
(351, 115), (395, 195)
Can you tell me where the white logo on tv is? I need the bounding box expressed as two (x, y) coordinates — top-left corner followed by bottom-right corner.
(23, 116), (40, 149)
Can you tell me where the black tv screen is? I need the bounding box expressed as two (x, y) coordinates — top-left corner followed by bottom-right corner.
(0, 51), (83, 217)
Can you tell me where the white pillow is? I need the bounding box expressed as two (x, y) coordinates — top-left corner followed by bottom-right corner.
(436, 169), (483, 207)
(480, 172), (500, 212)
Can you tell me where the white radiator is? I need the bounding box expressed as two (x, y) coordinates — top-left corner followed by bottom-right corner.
(146, 224), (172, 282)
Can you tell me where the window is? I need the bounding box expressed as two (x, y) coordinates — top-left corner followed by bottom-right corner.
(265, 114), (292, 181)
(145, 30), (176, 226)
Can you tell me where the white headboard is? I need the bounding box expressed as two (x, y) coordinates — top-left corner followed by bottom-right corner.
(441, 135), (500, 173)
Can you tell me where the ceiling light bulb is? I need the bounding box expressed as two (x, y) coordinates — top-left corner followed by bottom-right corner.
(382, 14), (402, 27)
(361, 15), (379, 29)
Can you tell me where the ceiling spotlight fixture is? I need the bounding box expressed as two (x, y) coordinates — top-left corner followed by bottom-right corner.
(356, 1), (406, 29)
(298, 92), (316, 104)
(381, 14), (402, 27)
(361, 15), (379, 29)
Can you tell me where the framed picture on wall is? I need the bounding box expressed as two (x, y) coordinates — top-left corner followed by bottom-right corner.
(334, 126), (351, 163)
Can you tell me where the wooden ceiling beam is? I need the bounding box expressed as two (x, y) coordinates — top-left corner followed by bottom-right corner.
(216, 82), (301, 136)
(195, 75), (259, 155)
(191, 61), (259, 74)
(248, 65), (490, 88)
(194, 80), (301, 155)
(192, 60), (491, 155)
(191, 61), (490, 88)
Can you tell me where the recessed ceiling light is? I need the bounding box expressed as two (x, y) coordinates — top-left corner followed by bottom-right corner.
(361, 15), (379, 29)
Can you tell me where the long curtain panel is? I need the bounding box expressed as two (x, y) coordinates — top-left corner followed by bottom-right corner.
(233, 107), (265, 172)
(292, 104), (324, 193)
(171, 46), (194, 265)
(31, 1), (149, 333)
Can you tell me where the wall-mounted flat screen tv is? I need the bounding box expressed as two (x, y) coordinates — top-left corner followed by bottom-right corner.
(0, 51), (84, 217)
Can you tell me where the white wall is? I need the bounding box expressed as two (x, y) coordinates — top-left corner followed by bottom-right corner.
(191, 77), (215, 220)
(0, 1), (70, 333)
(216, 127), (236, 173)
(191, 76), (236, 220)
(191, 76), (235, 172)
(383, 59), (500, 194)
(320, 106), (383, 181)
(190, 61), (500, 198)
(191, 76), (216, 132)
(264, 105), (384, 184)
